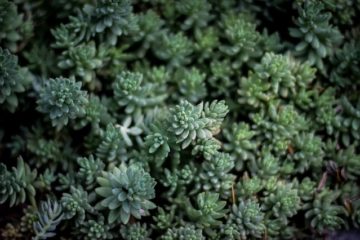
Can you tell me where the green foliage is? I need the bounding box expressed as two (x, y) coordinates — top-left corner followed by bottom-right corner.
(253, 53), (296, 97)
(20, 206), (38, 234)
(134, 10), (164, 57)
(86, 0), (138, 45)
(152, 207), (175, 230)
(304, 189), (346, 232)
(219, 12), (260, 65)
(152, 32), (193, 67)
(36, 77), (88, 129)
(113, 71), (167, 117)
(184, 192), (227, 231)
(168, 100), (228, 149)
(0, 157), (36, 207)
(193, 152), (235, 197)
(144, 125), (170, 164)
(161, 225), (205, 240)
(57, 41), (102, 83)
(287, 132), (324, 173)
(194, 27), (219, 62)
(192, 138), (221, 161)
(0, 48), (28, 112)
(223, 199), (265, 239)
(248, 148), (280, 178)
(32, 199), (63, 240)
(61, 186), (94, 222)
(120, 222), (151, 240)
(96, 123), (127, 163)
(75, 94), (113, 130)
(95, 163), (156, 224)
(298, 177), (316, 202)
(337, 96), (360, 145)
(203, 100), (229, 133)
(169, 100), (211, 149)
(334, 145), (360, 180)
(1, 0), (360, 239)
(289, 1), (343, 71)
(173, 67), (207, 102)
(323, 0), (357, 25)
(1, 223), (23, 240)
(236, 174), (262, 199)
(223, 122), (258, 170)
(175, 0), (212, 30)
(18, 125), (67, 168)
(0, 0), (32, 51)
(263, 182), (301, 223)
(238, 53), (317, 109)
(330, 40), (360, 87)
(76, 155), (105, 190)
(78, 215), (114, 240)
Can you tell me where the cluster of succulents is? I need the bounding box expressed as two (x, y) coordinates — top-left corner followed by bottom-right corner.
(1, 0), (360, 239)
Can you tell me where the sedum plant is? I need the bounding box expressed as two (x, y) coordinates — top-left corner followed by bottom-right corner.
(120, 222), (151, 240)
(0, 48), (29, 112)
(36, 77), (88, 129)
(86, 0), (138, 45)
(1, 0), (360, 239)
(289, 1), (343, 72)
(304, 189), (346, 232)
(77, 215), (114, 240)
(32, 199), (64, 240)
(95, 163), (156, 224)
(184, 192), (227, 228)
(223, 199), (265, 239)
(0, 0), (32, 52)
(161, 225), (205, 240)
(0, 157), (36, 207)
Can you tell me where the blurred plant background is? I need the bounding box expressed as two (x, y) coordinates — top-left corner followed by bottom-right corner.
(0, 0), (360, 239)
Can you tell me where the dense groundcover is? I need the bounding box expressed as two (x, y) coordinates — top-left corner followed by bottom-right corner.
(1, 0), (360, 239)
